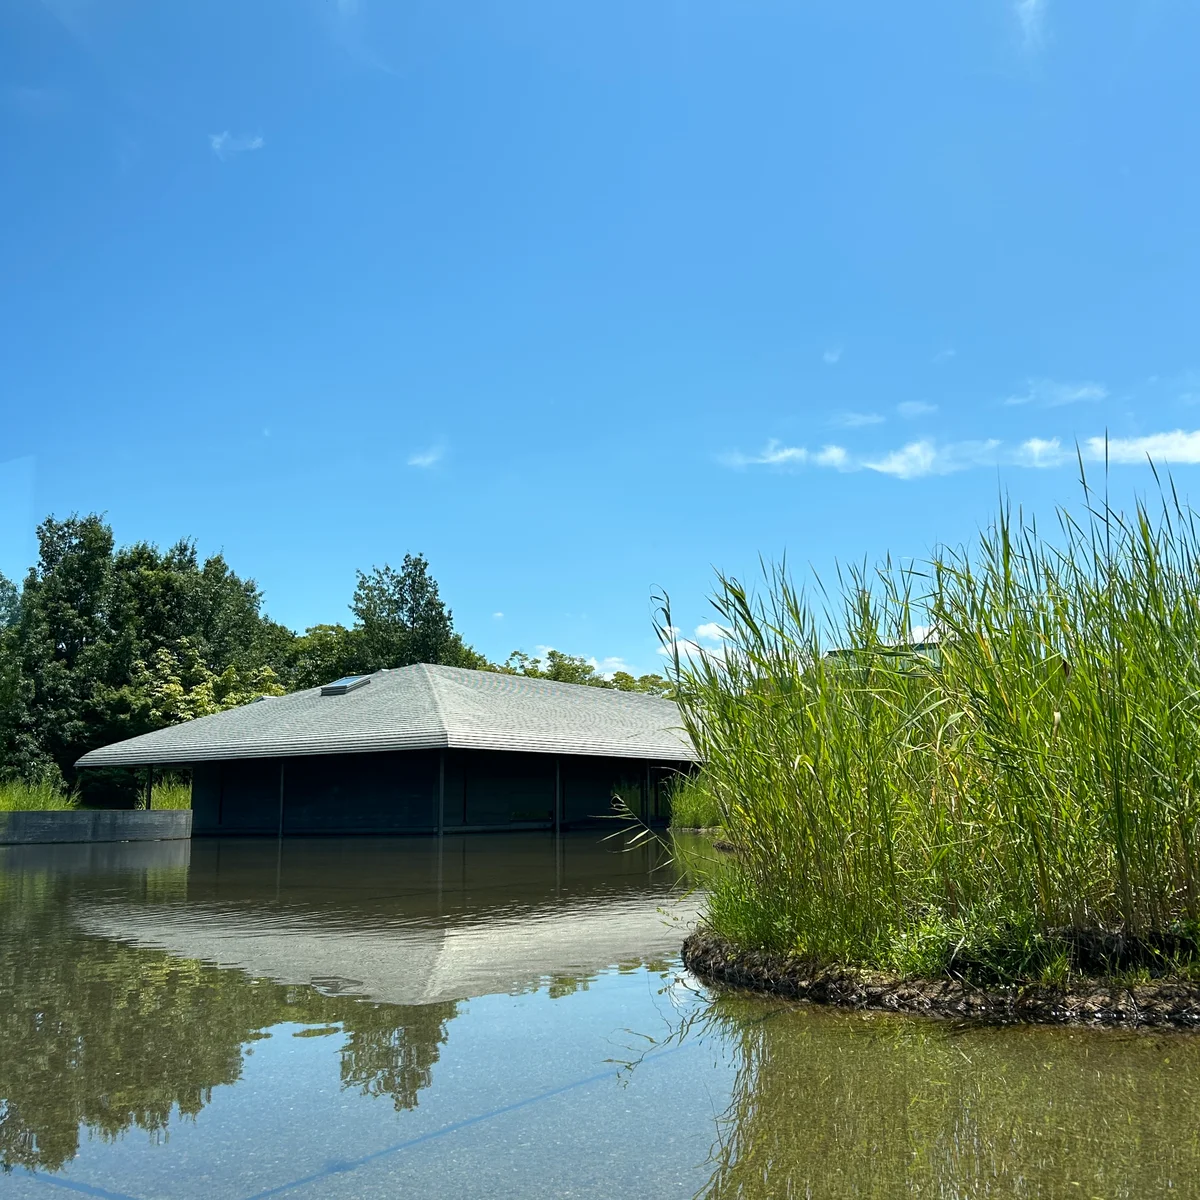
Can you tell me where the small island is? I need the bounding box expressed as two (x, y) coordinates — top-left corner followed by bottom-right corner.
(669, 481), (1200, 1028)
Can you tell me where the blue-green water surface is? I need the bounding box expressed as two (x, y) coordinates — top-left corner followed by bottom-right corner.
(3, 834), (1200, 1198)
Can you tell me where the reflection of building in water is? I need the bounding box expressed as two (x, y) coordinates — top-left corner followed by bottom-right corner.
(74, 834), (698, 1005)
(0, 848), (455, 1174)
(77, 665), (696, 834)
(0, 834), (696, 1176)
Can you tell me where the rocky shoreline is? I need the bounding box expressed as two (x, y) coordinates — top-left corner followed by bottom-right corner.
(683, 931), (1200, 1029)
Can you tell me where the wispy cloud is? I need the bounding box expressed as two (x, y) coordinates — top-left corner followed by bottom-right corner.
(823, 346), (843, 365)
(864, 439), (1002, 480)
(1089, 431), (1200, 465)
(657, 623), (726, 664)
(407, 445), (444, 468)
(814, 445), (849, 469)
(897, 401), (938, 419)
(831, 411), (885, 429)
(1015, 0), (1046, 51)
(725, 428), (1200, 480)
(1004, 378), (1107, 408)
(723, 440), (852, 470)
(492, 611), (504, 619)
(1016, 437), (1069, 468)
(209, 131), (264, 160)
(723, 440), (812, 468)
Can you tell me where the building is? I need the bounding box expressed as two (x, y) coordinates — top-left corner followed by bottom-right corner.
(76, 664), (697, 835)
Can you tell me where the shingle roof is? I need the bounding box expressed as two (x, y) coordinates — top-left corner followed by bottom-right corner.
(76, 664), (697, 768)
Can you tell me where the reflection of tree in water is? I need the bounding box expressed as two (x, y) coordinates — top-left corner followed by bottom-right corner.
(0, 873), (456, 1173)
(699, 996), (1200, 1199)
(337, 1003), (456, 1112)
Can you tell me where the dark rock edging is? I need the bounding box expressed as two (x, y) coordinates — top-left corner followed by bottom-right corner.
(683, 931), (1200, 1029)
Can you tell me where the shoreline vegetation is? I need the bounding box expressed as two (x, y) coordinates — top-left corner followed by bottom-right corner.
(665, 475), (1200, 1015)
(0, 778), (192, 813)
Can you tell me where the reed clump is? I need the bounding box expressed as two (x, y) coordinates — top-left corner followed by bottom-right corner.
(667, 773), (723, 830)
(666, 479), (1200, 985)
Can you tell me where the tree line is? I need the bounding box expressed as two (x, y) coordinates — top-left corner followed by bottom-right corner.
(0, 514), (669, 793)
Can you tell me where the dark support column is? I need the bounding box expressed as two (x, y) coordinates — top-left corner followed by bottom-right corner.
(554, 757), (562, 834)
(644, 762), (651, 821)
(438, 749), (445, 835)
(276, 760), (286, 839)
(143, 765), (153, 811)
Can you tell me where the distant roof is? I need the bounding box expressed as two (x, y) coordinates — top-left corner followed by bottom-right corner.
(76, 664), (697, 768)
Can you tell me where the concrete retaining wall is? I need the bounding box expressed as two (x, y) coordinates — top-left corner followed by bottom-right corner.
(0, 809), (192, 845)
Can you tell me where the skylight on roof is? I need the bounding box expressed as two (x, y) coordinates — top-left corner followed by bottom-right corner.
(320, 675), (371, 697)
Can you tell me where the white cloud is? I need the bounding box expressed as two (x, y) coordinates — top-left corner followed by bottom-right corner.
(407, 445), (444, 468)
(1005, 378), (1106, 408)
(814, 445), (850, 469)
(723, 440), (809, 468)
(823, 346), (843, 365)
(1016, 437), (1069, 468)
(1015, 0), (1046, 50)
(656, 629), (721, 664)
(694, 622), (729, 643)
(725, 427), (1200, 480)
(594, 655), (631, 678)
(863, 439), (1002, 480)
(832, 411), (885, 429)
(492, 611), (504, 619)
(897, 401), (938, 419)
(209, 131), (264, 160)
(1086, 431), (1200, 465)
(863, 441), (938, 480)
(724, 440), (852, 470)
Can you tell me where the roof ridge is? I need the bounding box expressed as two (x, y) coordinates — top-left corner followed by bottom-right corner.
(414, 662), (452, 746)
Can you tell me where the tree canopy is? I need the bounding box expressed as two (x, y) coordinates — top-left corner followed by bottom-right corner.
(0, 513), (666, 794)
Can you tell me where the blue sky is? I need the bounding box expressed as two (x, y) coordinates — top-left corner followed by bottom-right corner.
(3, 0), (1199, 675)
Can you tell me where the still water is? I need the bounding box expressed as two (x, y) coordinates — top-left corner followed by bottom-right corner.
(2, 834), (1200, 1198)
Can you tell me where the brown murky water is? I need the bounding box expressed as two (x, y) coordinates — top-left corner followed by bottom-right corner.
(1, 834), (1198, 1198)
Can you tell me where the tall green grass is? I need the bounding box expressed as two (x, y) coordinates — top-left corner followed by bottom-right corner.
(665, 476), (1200, 982)
(150, 778), (192, 810)
(0, 781), (78, 811)
(0, 777), (191, 811)
(667, 773), (723, 830)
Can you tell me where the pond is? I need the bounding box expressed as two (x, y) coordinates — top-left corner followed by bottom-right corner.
(2, 833), (1199, 1198)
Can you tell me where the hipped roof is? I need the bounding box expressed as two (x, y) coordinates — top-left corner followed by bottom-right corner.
(76, 663), (697, 768)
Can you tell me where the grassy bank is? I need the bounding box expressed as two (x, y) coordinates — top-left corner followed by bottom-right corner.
(666, 480), (1200, 986)
(0, 778), (191, 812)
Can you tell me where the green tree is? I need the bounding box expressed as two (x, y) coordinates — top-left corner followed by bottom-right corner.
(610, 670), (673, 697)
(499, 649), (610, 687)
(1, 517), (293, 786)
(351, 555), (479, 671)
(285, 623), (367, 690)
(0, 574), (18, 630)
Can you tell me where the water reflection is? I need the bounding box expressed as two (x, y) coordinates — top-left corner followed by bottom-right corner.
(0, 862), (456, 1173)
(0, 834), (696, 1181)
(697, 994), (1200, 1199)
(14, 834), (1198, 1198)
